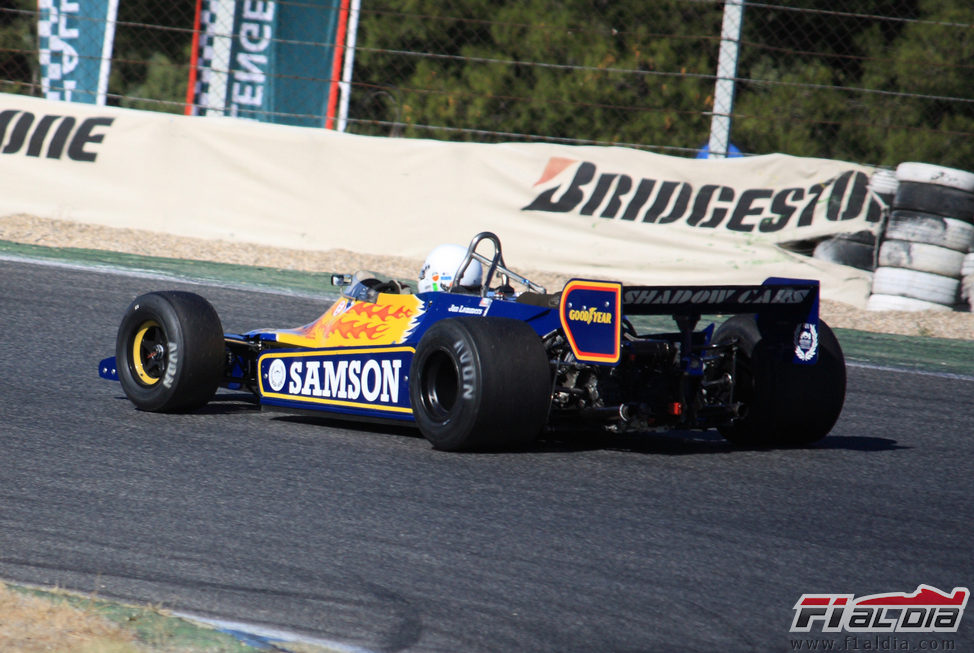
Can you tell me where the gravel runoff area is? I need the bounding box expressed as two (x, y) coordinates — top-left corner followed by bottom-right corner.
(3, 214), (973, 341)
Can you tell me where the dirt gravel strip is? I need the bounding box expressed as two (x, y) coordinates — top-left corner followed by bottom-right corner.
(3, 214), (972, 340)
(0, 581), (360, 653)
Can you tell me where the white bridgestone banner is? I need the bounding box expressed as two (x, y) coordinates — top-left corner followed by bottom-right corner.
(0, 93), (881, 305)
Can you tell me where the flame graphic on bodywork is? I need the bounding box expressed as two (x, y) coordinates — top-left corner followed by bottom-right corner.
(266, 294), (424, 348)
(344, 303), (413, 321)
(333, 319), (389, 340)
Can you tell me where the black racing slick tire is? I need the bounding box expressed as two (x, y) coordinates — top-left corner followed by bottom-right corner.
(714, 315), (846, 447)
(115, 291), (225, 412)
(409, 317), (551, 451)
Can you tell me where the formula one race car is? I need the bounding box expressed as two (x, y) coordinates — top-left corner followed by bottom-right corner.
(99, 232), (846, 451)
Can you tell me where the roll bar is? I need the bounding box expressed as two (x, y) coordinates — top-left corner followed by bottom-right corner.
(452, 232), (547, 297)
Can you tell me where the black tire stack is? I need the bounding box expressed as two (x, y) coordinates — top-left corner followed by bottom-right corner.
(812, 169), (896, 272)
(867, 162), (974, 312)
(812, 230), (878, 272)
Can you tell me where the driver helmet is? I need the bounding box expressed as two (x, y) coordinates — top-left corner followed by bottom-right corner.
(418, 244), (482, 293)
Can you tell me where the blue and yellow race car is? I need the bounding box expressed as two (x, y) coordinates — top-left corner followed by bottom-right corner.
(100, 232), (845, 451)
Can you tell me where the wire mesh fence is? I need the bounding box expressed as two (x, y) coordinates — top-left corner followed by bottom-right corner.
(1, 0), (971, 169)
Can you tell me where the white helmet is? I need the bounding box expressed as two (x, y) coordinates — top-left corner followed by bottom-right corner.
(418, 244), (482, 293)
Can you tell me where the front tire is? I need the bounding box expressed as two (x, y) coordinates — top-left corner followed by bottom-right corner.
(409, 317), (551, 451)
(714, 315), (846, 446)
(115, 291), (225, 412)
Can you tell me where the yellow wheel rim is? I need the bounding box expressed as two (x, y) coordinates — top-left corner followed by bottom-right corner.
(132, 320), (163, 385)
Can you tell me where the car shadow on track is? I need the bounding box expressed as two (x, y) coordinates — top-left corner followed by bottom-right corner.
(539, 429), (733, 456)
(192, 393), (262, 415)
(265, 414), (904, 457)
(540, 430), (905, 456)
(810, 434), (908, 452)
(105, 393), (261, 415)
(271, 414), (420, 438)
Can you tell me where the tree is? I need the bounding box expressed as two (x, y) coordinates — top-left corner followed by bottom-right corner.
(351, 0), (722, 153)
(110, 0), (196, 112)
(731, 0), (973, 169)
(856, 0), (974, 168)
(351, 0), (973, 170)
(4, 0), (971, 169)
(0, 0), (37, 95)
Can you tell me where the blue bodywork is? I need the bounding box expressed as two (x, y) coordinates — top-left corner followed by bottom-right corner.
(100, 233), (824, 434)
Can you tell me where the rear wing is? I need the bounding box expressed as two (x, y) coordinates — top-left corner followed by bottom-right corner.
(558, 277), (821, 366)
(621, 277), (819, 319)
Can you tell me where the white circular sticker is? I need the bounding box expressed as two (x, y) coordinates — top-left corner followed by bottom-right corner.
(267, 358), (287, 392)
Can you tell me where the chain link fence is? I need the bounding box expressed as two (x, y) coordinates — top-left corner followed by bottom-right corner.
(1, 0), (971, 169)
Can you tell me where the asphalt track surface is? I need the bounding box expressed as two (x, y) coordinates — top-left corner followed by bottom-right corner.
(1, 258), (972, 653)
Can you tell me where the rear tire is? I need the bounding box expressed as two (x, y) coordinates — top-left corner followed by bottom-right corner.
(116, 291), (225, 412)
(410, 317), (551, 451)
(714, 315), (846, 446)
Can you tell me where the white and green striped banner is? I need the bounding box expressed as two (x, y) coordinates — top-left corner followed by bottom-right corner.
(37, 0), (119, 105)
(191, 0), (346, 127)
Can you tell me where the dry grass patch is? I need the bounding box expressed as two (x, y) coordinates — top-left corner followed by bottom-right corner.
(0, 582), (137, 653)
(0, 581), (272, 652)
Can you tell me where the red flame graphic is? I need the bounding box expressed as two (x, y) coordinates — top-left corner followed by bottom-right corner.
(334, 319), (388, 340)
(346, 303), (413, 321)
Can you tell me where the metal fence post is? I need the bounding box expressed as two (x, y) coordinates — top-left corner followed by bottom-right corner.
(337, 0), (362, 133)
(707, 0), (745, 158)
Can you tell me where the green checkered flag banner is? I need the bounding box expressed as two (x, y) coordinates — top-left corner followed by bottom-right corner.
(37, 0), (119, 105)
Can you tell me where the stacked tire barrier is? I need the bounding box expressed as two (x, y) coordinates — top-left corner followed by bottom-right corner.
(812, 230), (877, 272)
(867, 162), (974, 312)
(812, 170), (896, 272)
(963, 252), (974, 311)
